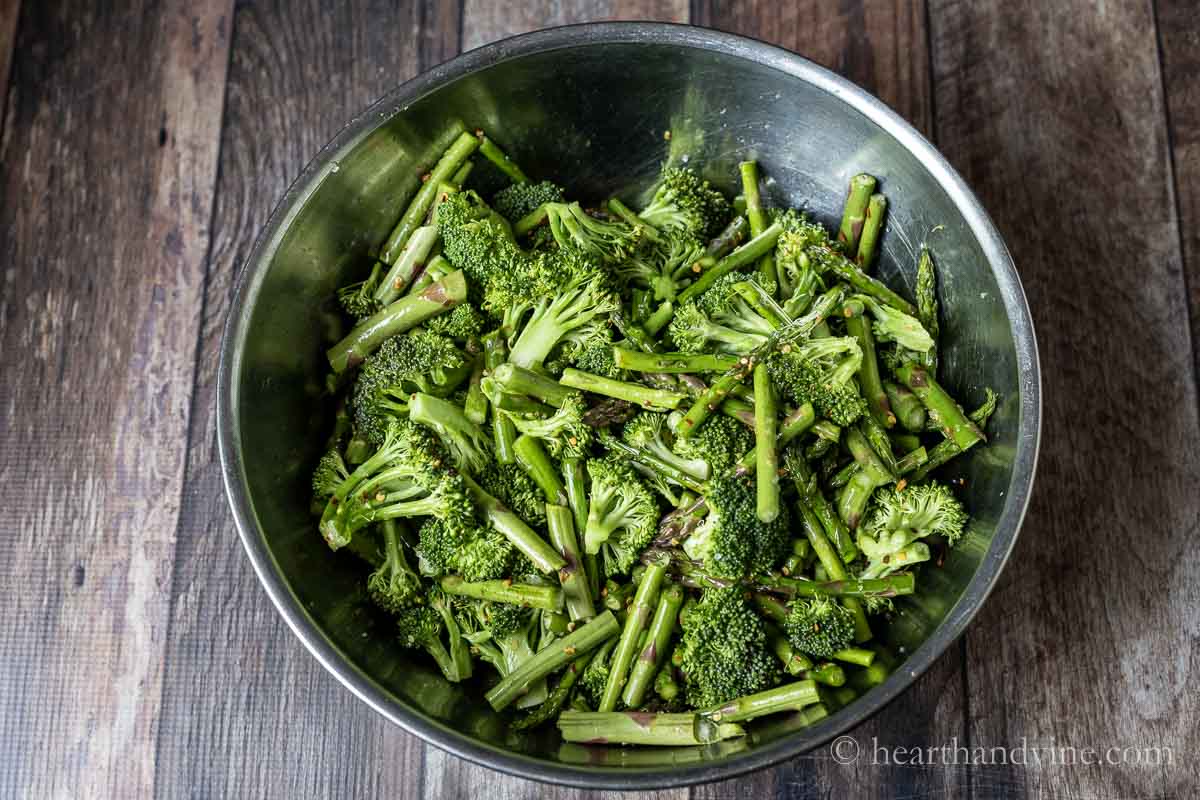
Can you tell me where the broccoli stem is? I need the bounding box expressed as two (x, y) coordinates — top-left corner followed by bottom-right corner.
(833, 647), (876, 667)
(513, 435), (568, 505)
(599, 433), (707, 494)
(609, 309), (686, 393)
(895, 362), (986, 451)
(655, 656), (681, 701)
(916, 248), (940, 370)
(854, 193), (887, 270)
(327, 270), (467, 372)
(489, 363), (575, 408)
(409, 391), (487, 462)
(677, 221), (783, 305)
(406, 253), (450, 294)
(612, 348), (739, 374)
(884, 380), (926, 431)
(464, 354), (488, 425)
(753, 363), (781, 523)
(844, 299), (895, 428)
(475, 132), (528, 183)
(511, 648), (595, 731)
(560, 368), (687, 412)
(437, 575), (563, 612)
(486, 610), (620, 711)
(513, 205), (549, 236)
(735, 403), (816, 476)
(802, 662), (846, 687)
(622, 582), (684, 708)
(837, 173), (877, 253)
(380, 130), (478, 266)
(766, 622), (813, 674)
(734, 280), (790, 328)
(546, 503), (596, 621)
(703, 679), (820, 723)
(651, 550), (915, 598)
(562, 457), (599, 601)
(461, 473), (565, 574)
(739, 161), (777, 292)
(607, 197), (659, 241)
(483, 333), (518, 464)
(600, 560), (667, 712)
(643, 301), (675, 336)
(557, 711), (745, 746)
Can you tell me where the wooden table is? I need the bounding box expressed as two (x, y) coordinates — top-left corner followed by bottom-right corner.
(2, 2), (1197, 798)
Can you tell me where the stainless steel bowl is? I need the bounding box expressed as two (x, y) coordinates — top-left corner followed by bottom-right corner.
(218, 22), (1040, 789)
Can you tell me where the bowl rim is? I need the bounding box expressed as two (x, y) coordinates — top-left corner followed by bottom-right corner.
(217, 20), (1041, 790)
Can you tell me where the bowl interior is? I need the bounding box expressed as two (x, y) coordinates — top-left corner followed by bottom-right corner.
(223, 29), (1036, 785)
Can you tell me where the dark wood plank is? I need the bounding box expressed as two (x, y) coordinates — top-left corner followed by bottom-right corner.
(691, 0), (932, 132)
(0, 1), (233, 797)
(686, 4), (959, 799)
(150, 2), (455, 798)
(0, 0), (18, 141)
(930, 1), (1200, 798)
(1157, 0), (1200, 390)
(461, 0), (688, 51)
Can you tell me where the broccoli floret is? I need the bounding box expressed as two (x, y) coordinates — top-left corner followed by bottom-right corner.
(408, 391), (492, 475)
(352, 332), (470, 444)
(366, 520), (423, 614)
(682, 474), (790, 578)
(783, 597), (855, 659)
(767, 337), (867, 426)
(475, 462), (547, 527)
(337, 261), (384, 319)
(423, 302), (487, 342)
(492, 180), (565, 223)
(578, 638), (618, 709)
(773, 214), (832, 312)
(437, 190), (531, 318)
(612, 227), (705, 302)
(544, 201), (644, 263)
(667, 273), (776, 355)
(582, 457), (659, 576)
(506, 259), (619, 371)
(504, 391), (593, 459)
(670, 413), (753, 475)
(638, 167), (731, 240)
(677, 587), (778, 708)
(416, 516), (514, 581)
(622, 411), (710, 501)
(312, 449), (350, 501)
(547, 320), (623, 379)
(395, 589), (472, 682)
(857, 483), (967, 579)
(316, 419), (474, 551)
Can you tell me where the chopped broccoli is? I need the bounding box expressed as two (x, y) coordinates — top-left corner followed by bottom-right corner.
(670, 413), (753, 476)
(395, 589), (473, 682)
(367, 520), (423, 614)
(493, 180), (565, 222)
(475, 461), (547, 527)
(408, 391), (492, 474)
(423, 302), (487, 341)
(583, 457), (659, 576)
(857, 483), (967, 579)
(417, 515), (515, 581)
(784, 597), (855, 659)
(767, 337), (867, 426)
(638, 167), (731, 240)
(337, 261), (384, 319)
(352, 332), (470, 444)
(612, 227), (706, 302)
(677, 587), (778, 708)
(667, 273), (776, 355)
(682, 474), (790, 578)
(504, 391), (593, 459)
(622, 411), (710, 501)
(545, 201), (645, 263)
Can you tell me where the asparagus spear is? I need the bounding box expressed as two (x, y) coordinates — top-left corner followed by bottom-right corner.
(753, 362), (781, 523)
(599, 560), (667, 711)
(546, 504), (596, 621)
(855, 193), (887, 270)
(895, 362), (986, 451)
(327, 270), (467, 372)
(475, 132), (528, 183)
(378, 225), (440, 304)
(703, 680), (820, 723)
(557, 711), (744, 746)
(739, 160), (777, 291)
(844, 298), (895, 428)
(560, 368), (688, 412)
(486, 611), (620, 711)
(483, 332), (518, 463)
(916, 247), (940, 370)
(622, 583), (685, 708)
(437, 576), (563, 612)
(837, 173), (877, 253)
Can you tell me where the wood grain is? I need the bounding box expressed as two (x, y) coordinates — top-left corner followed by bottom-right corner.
(0, 1), (233, 797)
(684, 4), (960, 799)
(691, 0), (932, 133)
(0, 0), (18, 141)
(460, 0), (687, 51)
(150, 2), (455, 798)
(1157, 0), (1200, 391)
(929, 1), (1200, 798)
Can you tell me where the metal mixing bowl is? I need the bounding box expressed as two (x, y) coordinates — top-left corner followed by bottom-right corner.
(217, 22), (1040, 789)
